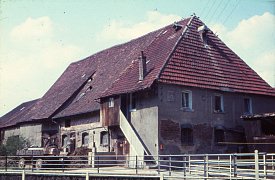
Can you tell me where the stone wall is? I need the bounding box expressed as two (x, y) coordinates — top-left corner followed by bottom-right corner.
(60, 112), (108, 152)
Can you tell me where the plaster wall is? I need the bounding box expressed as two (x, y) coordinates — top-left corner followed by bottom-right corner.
(157, 83), (275, 154)
(130, 91), (159, 156)
(4, 124), (42, 147)
(20, 124), (42, 147)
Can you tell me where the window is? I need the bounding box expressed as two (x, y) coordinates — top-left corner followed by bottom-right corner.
(62, 135), (68, 147)
(214, 127), (225, 145)
(108, 97), (114, 108)
(65, 119), (71, 128)
(214, 95), (224, 112)
(82, 132), (89, 146)
(182, 90), (192, 109)
(100, 131), (108, 145)
(130, 93), (137, 110)
(244, 98), (252, 114)
(181, 125), (193, 145)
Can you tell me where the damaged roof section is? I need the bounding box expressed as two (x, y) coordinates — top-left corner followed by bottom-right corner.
(0, 99), (39, 129)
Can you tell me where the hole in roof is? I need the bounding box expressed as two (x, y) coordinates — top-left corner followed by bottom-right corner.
(20, 107), (25, 111)
(82, 74), (86, 78)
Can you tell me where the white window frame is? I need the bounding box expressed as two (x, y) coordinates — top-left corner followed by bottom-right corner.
(244, 97), (252, 114)
(181, 90), (192, 110)
(214, 94), (224, 113)
(108, 97), (114, 108)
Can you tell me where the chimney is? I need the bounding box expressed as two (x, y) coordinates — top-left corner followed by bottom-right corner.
(138, 51), (147, 81)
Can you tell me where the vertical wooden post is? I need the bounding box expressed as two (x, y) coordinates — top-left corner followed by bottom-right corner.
(255, 150), (259, 180)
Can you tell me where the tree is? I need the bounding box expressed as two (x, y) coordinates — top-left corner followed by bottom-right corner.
(0, 136), (29, 156)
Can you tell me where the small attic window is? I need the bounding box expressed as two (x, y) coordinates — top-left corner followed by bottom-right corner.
(20, 107), (25, 111)
(86, 86), (92, 92)
(173, 22), (182, 31)
(198, 25), (209, 46)
(82, 74), (86, 78)
(76, 92), (85, 101)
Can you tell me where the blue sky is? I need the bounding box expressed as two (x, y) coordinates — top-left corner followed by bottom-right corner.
(0, 0), (275, 116)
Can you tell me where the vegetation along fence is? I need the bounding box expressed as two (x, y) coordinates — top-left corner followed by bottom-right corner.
(0, 150), (274, 179)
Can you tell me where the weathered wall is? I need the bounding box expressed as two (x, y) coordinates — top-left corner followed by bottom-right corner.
(157, 83), (275, 154)
(20, 124), (42, 147)
(131, 90), (159, 156)
(60, 112), (108, 152)
(4, 127), (20, 141)
(4, 124), (42, 147)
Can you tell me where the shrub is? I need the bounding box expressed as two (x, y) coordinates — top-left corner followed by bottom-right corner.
(0, 136), (29, 156)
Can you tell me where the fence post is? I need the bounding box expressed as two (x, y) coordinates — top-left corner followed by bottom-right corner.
(31, 155), (33, 171)
(22, 170), (25, 180)
(183, 156), (186, 177)
(229, 155), (232, 179)
(62, 157), (64, 172)
(255, 150), (259, 180)
(85, 172), (89, 180)
(158, 155), (160, 175)
(233, 154), (237, 177)
(204, 155), (208, 180)
(272, 155), (275, 175)
(189, 155), (191, 174)
(135, 155), (138, 174)
(263, 153), (267, 180)
(5, 155), (7, 171)
(169, 155), (171, 176)
(97, 156), (99, 173)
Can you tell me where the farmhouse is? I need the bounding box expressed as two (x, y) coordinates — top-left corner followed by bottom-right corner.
(1, 15), (275, 160)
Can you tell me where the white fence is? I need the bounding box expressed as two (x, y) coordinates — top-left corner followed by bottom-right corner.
(0, 150), (274, 179)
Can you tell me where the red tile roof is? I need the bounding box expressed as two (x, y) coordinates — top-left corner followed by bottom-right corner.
(158, 17), (275, 96)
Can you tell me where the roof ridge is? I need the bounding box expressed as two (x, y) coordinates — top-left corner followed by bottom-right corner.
(70, 24), (175, 66)
(156, 16), (194, 80)
(99, 24), (172, 98)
